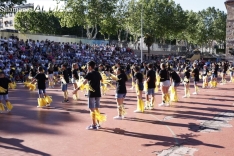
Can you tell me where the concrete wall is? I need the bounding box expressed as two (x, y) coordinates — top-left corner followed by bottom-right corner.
(225, 1), (234, 58)
(0, 31), (109, 45)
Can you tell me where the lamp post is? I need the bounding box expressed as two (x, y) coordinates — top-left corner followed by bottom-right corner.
(140, 4), (143, 63)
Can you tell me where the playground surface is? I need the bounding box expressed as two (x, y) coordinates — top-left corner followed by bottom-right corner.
(0, 82), (234, 156)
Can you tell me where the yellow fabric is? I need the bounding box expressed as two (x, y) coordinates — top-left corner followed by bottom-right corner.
(136, 99), (144, 112)
(0, 103), (5, 111)
(44, 96), (52, 104)
(24, 81), (30, 87)
(81, 65), (86, 70)
(185, 88), (190, 97)
(209, 81), (214, 87)
(135, 84), (140, 95)
(155, 74), (160, 93)
(28, 83), (36, 91)
(165, 93), (170, 103)
(0, 87), (7, 93)
(127, 74), (132, 80)
(202, 82), (208, 88)
(170, 87), (178, 102)
(95, 110), (106, 123)
(162, 94), (166, 102)
(214, 81), (217, 87)
(195, 86), (199, 93)
(9, 82), (16, 89)
(143, 81), (148, 92)
(231, 77), (234, 82)
(90, 111), (95, 120)
(37, 98), (46, 107)
(118, 105), (126, 116)
(110, 74), (119, 80)
(132, 82), (135, 87)
(73, 94), (78, 100)
(6, 101), (13, 111)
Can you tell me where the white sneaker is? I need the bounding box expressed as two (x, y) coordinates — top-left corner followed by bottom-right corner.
(182, 95), (187, 98)
(158, 103), (165, 107)
(113, 116), (123, 120)
(192, 92), (197, 95)
(134, 110), (142, 113)
(165, 104), (170, 107)
(144, 106), (149, 110)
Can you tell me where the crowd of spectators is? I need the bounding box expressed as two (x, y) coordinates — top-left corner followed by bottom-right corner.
(0, 35), (139, 81)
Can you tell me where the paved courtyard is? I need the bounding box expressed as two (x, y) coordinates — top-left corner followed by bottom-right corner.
(0, 82), (234, 156)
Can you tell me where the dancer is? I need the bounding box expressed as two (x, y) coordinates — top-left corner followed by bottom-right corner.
(210, 63), (218, 88)
(221, 62), (228, 83)
(53, 64), (59, 85)
(0, 72), (13, 112)
(113, 68), (128, 119)
(47, 63), (54, 88)
(202, 65), (209, 89)
(229, 62), (234, 82)
(192, 63), (199, 95)
(158, 63), (170, 106)
(71, 63), (79, 100)
(182, 67), (191, 98)
(169, 69), (180, 102)
(130, 64), (135, 89)
(145, 63), (156, 110)
(32, 67), (52, 108)
(73, 61), (105, 130)
(61, 64), (70, 103)
(133, 66), (144, 113)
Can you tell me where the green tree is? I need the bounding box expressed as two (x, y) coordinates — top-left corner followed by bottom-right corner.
(14, 11), (61, 34)
(144, 33), (154, 54)
(61, 0), (117, 39)
(195, 7), (226, 52)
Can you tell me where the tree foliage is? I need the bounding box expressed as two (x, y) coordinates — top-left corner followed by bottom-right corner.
(12, 0), (226, 52)
(14, 11), (61, 34)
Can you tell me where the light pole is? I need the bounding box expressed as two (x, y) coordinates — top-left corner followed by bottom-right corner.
(141, 4), (143, 63)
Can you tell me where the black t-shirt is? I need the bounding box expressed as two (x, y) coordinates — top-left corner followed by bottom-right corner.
(159, 69), (169, 82)
(85, 71), (102, 97)
(184, 71), (190, 80)
(72, 69), (79, 79)
(224, 64), (228, 72)
(147, 70), (156, 88)
(169, 71), (180, 83)
(134, 72), (143, 83)
(35, 73), (47, 89)
(54, 66), (58, 72)
(10, 69), (15, 76)
(192, 68), (199, 81)
(212, 65), (218, 75)
(62, 70), (69, 83)
(202, 69), (209, 76)
(143, 67), (148, 75)
(30, 69), (37, 77)
(0, 78), (11, 95)
(116, 73), (127, 94)
(47, 68), (53, 74)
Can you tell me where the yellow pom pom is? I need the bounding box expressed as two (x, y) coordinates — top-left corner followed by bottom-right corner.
(0, 87), (7, 93)
(6, 101), (13, 111)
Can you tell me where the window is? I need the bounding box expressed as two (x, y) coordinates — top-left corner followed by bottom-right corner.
(5, 14), (8, 18)
(9, 13), (13, 17)
(9, 20), (13, 26)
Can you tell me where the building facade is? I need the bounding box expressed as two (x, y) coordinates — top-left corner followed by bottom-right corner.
(225, 0), (234, 58)
(0, 3), (34, 30)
